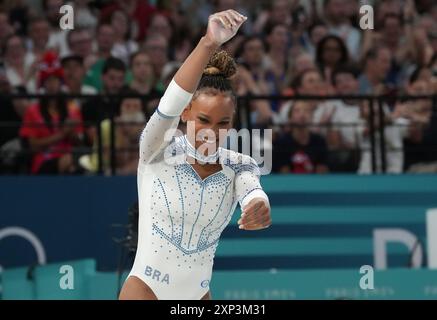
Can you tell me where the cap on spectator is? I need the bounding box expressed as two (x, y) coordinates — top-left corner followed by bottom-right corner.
(38, 51), (64, 87)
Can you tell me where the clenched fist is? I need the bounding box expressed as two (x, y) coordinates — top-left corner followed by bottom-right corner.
(238, 197), (271, 231)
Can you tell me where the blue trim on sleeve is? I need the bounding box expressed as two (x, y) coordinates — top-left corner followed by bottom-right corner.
(156, 108), (178, 119)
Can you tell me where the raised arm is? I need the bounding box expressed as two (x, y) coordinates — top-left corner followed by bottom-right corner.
(139, 10), (247, 165)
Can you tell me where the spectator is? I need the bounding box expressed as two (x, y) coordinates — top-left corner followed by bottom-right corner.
(129, 51), (155, 95)
(100, 0), (156, 41)
(80, 89), (146, 175)
(61, 55), (97, 95)
(393, 67), (435, 171)
(2, 34), (36, 92)
(109, 9), (139, 66)
(81, 57), (126, 145)
(278, 68), (326, 124)
(288, 52), (317, 82)
(66, 0), (98, 30)
(43, 0), (69, 56)
(146, 12), (193, 63)
(83, 24), (116, 92)
(19, 51), (84, 175)
(356, 101), (410, 174)
(6, 1), (32, 37)
(128, 51), (160, 115)
(323, 0), (361, 58)
(303, 21), (329, 58)
(264, 23), (289, 112)
(233, 65), (274, 126)
(237, 35), (271, 89)
(143, 34), (170, 93)
(253, 0), (293, 34)
(358, 46), (392, 94)
(315, 35), (349, 85)
(313, 64), (361, 172)
(26, 17), (50, 66)
(273, 101), (329, 174)
(66, 28), (94, 69)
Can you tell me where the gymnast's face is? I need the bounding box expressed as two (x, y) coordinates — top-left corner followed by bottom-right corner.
(181, 92), (235, 150)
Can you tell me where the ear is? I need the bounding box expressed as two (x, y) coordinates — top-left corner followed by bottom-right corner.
(181, 104), (191, 123)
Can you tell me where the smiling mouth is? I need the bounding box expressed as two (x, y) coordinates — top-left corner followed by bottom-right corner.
(201, 137), (219, 144)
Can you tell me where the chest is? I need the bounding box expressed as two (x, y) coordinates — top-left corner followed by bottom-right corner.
(147, 163), (236, 224)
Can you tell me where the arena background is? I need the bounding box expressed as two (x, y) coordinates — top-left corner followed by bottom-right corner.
(1, 0), (437, 300)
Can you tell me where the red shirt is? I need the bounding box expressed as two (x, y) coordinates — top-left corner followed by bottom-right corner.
(20, 103), (83, 174)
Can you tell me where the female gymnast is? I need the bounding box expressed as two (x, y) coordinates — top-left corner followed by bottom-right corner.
(119, 9), (272, 300)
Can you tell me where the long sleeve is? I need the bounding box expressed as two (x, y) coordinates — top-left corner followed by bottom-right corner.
(233, 155), (270, 210)
(139, 79), (193, 165)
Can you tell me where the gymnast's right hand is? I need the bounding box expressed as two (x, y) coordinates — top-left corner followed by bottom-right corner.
(206, 10), (247, 46)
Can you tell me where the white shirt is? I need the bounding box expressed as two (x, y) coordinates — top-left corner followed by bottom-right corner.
(313, 100), (361, 147)
(357, 117), (410, 174)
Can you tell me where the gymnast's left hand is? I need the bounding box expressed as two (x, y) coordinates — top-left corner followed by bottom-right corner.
(238, 198), (271, 230)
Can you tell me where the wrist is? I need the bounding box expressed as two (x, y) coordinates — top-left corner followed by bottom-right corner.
(201, 35), (220, 51)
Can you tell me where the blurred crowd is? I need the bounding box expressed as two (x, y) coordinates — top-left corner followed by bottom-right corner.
(0, 0), (436, 175)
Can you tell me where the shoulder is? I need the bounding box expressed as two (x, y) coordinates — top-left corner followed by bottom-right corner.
(221, 148), (261, 176)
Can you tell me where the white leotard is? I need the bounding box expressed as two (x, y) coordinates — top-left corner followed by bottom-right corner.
(127, 79), (269, 300)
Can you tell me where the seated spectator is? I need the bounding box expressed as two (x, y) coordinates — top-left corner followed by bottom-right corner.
(303, 22), (329, 59)
(44, 0), (69, 56)
(81, 57), (126, 146)
(278, 68), (326, 124)
(392, 67), (435, 171)
(288, 52), (317, 83)
(19, 51), (84, 174)
(315, 35), (349, 86)
(109, 9), (139, 66)
(100, 0), (156, 42)
(82, 24), (116, 92)
(66, 28), (94, 70)
(322, 0), (362, 58)
(61, 55), (97, 95)
(80, 89), (145, 175)
(264, 23), (289, 107)
(3, 34), (36, 92)
(356, 101), (409, 174)
(66, 0), (98, 30)
(253, 0), (293, 34)
(128, 51), (160, 115)
(358, 45), (393, 94)
(273, 101), (329, 174)
(142, 33), (170, 94)
(25, 17), (50, 67)
(313, 64), (361, 172)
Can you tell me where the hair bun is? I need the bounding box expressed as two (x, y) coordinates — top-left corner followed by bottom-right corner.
(204, 50), (237, 79)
